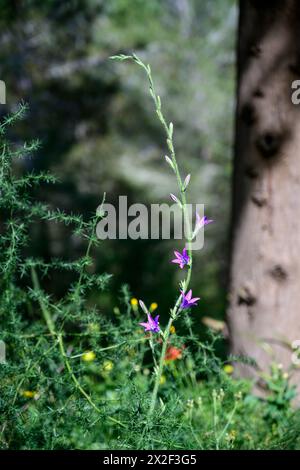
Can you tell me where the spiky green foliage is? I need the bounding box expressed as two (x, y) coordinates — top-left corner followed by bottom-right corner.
(0, 100), (300, 450)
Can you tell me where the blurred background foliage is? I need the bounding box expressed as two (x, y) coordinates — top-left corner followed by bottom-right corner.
(0, 0), (236, 334)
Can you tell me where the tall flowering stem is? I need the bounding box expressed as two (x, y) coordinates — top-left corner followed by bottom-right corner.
(111, 53), (195, 421)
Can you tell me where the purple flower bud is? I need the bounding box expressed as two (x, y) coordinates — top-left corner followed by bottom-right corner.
(139, 300), (148, 314)
(170, 193), (179, 204)
(165, 155), (175, 170)
(182, 174), (191, 191)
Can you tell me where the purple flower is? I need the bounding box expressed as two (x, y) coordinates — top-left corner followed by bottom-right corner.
(192, 213), (213, 239)
(180, 289), (200, 309)
(139, 314), (160, 333)
(171, 248), (190, 269)
(195, 213), (213, 229)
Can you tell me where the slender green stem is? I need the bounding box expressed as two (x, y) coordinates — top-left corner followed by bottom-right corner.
(69, 337), (147, 358)
(31, 266), (55, 335)
(148, 317), (173, 417)
(149, 333), (158, 369)
(216, 401), (238, 448)
(212, 390), (219, 449)
(72, 192), (105, 303)
(130, 55), (194, 419)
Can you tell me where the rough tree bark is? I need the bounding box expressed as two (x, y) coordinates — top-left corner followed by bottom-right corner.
(228, 0), (300, 390)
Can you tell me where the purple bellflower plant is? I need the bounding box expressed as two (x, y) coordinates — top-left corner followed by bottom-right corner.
(139, 313), (160, 333)
(111, 53), (213, 421)
(196, 213), (213, 230)
(180, 289), (200, 309)
(171, 247), (190, 269)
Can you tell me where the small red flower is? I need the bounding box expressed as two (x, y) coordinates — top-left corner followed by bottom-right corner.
(165, 346), (183, 362)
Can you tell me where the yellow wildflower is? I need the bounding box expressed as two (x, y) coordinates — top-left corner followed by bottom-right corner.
(149, 302), (158, 312)
(223, 364), (234, 375)
(160, 375), (166, 385)
(131, 298), (139, 312)
(82, 351), (96, 362)
(103, 360), (114, 372)
(22, 390), (37, 399)
(169, 325), (176, 334)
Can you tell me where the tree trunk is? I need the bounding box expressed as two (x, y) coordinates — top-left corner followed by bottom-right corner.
(228, 0), (300, 389)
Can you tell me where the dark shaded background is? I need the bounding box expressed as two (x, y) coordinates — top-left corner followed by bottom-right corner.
(0, 0), (236, 331)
